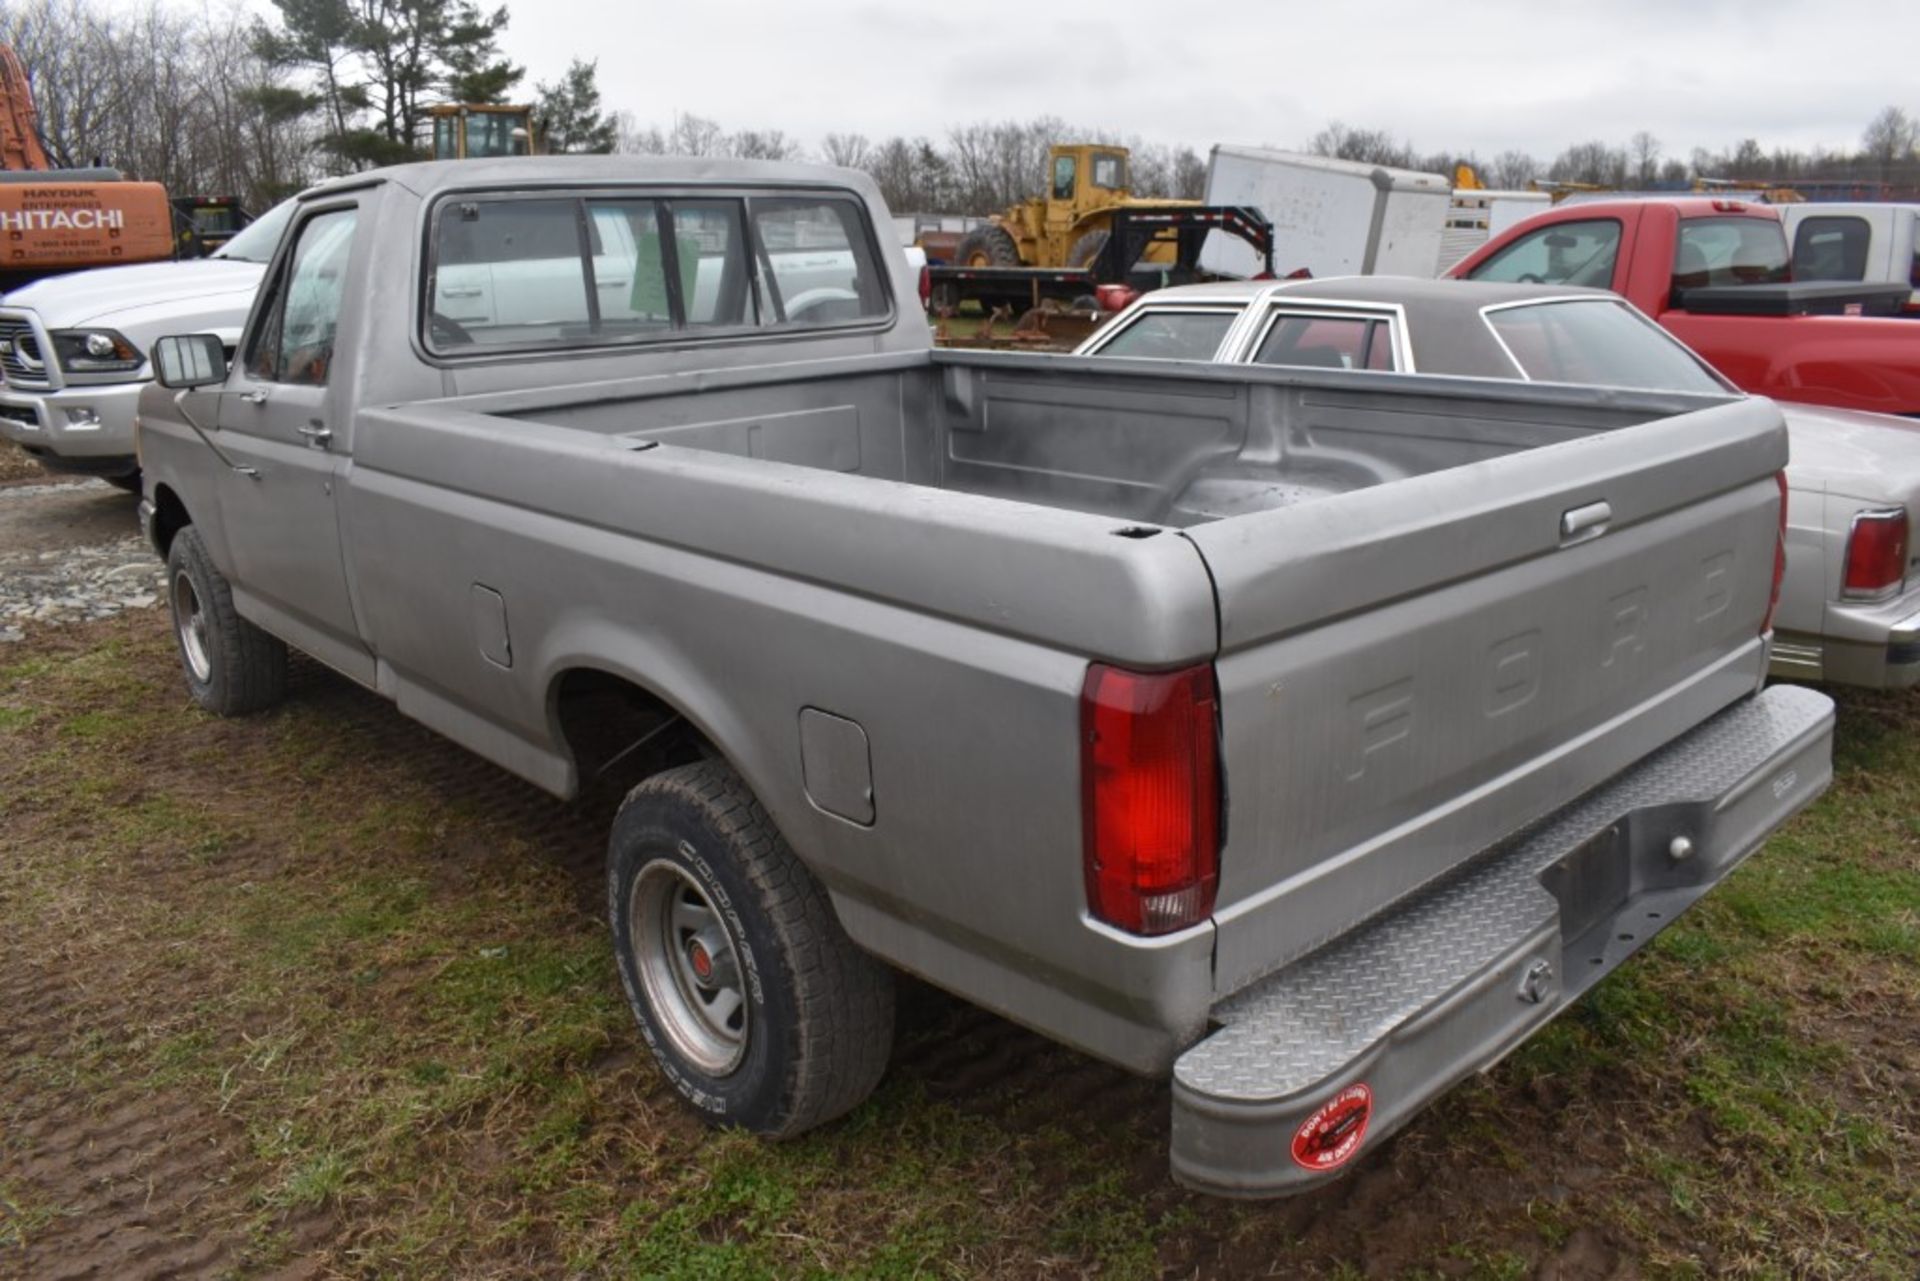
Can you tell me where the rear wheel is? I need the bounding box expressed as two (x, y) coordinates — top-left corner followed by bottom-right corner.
(165, 526), (287, 716)
(956, 224), (1020, 268)
(608, 760), (894, 1136)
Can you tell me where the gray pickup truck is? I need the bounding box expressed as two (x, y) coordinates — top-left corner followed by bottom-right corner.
(134, 157), (1834, 1198)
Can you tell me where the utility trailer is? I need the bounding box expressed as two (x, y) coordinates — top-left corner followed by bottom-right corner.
(926, 205), (1275, 312)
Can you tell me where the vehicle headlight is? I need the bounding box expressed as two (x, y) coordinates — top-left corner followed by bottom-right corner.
(50, 328), (144, 373)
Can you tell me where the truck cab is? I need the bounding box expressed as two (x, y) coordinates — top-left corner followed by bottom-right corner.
(1452, 197), (1920, 416)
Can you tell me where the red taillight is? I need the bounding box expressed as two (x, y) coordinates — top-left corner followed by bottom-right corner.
(1762, 472), (1788, 635)
(917, 264), (931, 308)
(1081, 662), (1221, 936)
(1842, 506), (1910, 601)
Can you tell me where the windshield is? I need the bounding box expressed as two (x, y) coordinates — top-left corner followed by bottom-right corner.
(1484, 299), (1729, 394)
(212, 199), (296, 263)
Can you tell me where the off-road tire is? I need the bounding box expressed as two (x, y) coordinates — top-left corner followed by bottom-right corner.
(608, 759), (894, 1137)
(165, 526), (288, 716)
(1068, 227), (1110, 269)
(956, 224), (1021, 268)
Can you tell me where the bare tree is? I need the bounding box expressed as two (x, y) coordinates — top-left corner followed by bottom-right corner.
(729, 128), (801, 161)
(3, 0), (322, 209)
(821, 132), (870, 169)
(1171, 146), (1207, 199)
(1629, 131), (1660, 186)
(666, 112), (726, 157)
(1549, 140), (1627, 187)
(611, 110), (666, 155)
(1488, 149), (1538, 189)
(1308, 121), (1415, 168)
(1862, 106), (1917, 183)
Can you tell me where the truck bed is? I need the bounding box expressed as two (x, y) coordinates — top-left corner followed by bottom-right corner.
(476, 349), (1762, 529)
(352, 350), (1786, 1071)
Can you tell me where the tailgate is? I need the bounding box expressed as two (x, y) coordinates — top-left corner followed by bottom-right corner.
(1185, 395), (1788, 996)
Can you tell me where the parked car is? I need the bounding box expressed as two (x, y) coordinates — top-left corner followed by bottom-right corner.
(0, 199), (292, 486)
(1780, 201), (1920, 310)
(1447, 197), (1920, 417)
(1078, 276), (1920, 690)
(136, 157), (1831, 1198)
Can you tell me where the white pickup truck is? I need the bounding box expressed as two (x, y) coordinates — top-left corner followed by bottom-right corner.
(1780, 202), (1920, 312)
(0, 201), (291, 485)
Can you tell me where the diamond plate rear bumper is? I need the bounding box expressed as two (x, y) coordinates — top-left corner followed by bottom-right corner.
(1170, 683), (1834, 1197)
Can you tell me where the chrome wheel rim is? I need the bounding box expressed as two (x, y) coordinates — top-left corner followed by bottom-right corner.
(629, 857), (748, 1075)
(173, 570), (212, 683)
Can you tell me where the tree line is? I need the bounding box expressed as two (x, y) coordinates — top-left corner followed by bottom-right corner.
(1306, 108), (1920, 193)
(6, 0), (1920, 220)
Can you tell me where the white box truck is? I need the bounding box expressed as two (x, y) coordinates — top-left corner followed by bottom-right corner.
(1199, 145), (1452, 280)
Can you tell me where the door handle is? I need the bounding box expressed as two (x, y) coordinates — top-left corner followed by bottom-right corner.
(240, 389), (269, 405)
(1561, 500), (1611, 543)
(298, 422), (333, 448)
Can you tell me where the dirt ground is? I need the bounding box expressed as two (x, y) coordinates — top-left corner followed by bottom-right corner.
(0, 472), (1916, 1278)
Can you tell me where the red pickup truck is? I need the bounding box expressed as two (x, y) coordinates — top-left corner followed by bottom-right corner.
(1449, 197), (1920, 416)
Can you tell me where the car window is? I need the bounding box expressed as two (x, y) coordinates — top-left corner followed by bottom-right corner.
(1484, 299), (1727, 393)
(1673, 216), (1790, 291)
(1052, 155), (1076, 200)
(748, 197), (888, 326)
(582, 200), (675, 339)
(1096, 310), (1237, 360)
(1792, 215), (1871, 281)
(427, 191), (885, 355)
(1252, 313), (1396, 371)
(1091, 153), (1126, 190)
(1468, 219), (1621, 288)
(1909, 214), (1920, 290)
(245, 206), (357, 385)
(432, 198), (590, 348)
(212, 199), (295, 263)
(672, 201), (755, 327)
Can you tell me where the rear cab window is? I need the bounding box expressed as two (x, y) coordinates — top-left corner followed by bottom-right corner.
(424, 187), (890, 356)
(1092, 309), (1237, 360)
(1482, 298), (1728, 394)
(1467, 219), (1621, 288)
(1672, 216), (1790, 294)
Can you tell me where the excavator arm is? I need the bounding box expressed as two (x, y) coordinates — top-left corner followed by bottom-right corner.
(0, 44), (53, 171)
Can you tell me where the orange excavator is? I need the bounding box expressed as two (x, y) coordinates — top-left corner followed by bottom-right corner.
(1, 43), (175, 291)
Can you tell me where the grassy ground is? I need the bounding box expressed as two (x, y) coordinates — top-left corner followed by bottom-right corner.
(0, 612), (1915, 1278)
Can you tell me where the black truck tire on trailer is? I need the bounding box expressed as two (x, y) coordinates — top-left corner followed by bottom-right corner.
(956, 224), (1021, 267)
(1068, 227), (1110, 269)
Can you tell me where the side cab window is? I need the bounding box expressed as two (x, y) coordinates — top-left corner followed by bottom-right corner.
(1252, 312), (1396, 371)
(246, 206), (359, 385)
(1468, 218), (1621, 289)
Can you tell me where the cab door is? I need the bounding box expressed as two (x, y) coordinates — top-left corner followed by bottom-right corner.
(214, 202), (373, 683)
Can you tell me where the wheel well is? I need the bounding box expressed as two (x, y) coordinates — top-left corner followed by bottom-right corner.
(150, 484), (191, 557)
(551, 668), (714, 791)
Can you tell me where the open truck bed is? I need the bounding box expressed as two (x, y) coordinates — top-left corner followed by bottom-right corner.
(133, 157), (1830, 1195)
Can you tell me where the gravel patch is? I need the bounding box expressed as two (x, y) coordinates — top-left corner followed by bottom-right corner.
(0, 480), (162, 642)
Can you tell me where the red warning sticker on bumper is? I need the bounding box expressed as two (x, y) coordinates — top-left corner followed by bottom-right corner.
(1290, 1083), (1373, 1172)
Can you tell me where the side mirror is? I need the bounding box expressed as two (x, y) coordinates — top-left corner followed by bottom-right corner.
(152, 334), (228, 390)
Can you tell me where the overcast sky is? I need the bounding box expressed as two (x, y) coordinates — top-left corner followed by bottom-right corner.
(485, 0), (1911, 160)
